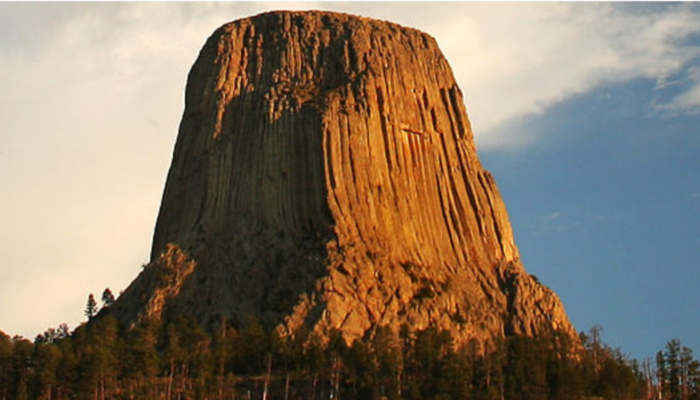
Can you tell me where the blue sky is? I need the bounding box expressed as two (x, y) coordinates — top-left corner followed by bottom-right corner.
(1, 2), (699, 360)
(481, 77), (700, 357)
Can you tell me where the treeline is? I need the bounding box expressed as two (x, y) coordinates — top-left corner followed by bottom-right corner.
(1, 314), (698, 400)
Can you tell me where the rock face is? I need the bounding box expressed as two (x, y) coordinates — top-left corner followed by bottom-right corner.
(113, 11), (576, 346)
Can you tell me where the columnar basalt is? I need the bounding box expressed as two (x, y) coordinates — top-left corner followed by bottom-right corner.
(113, 11), (576, 346)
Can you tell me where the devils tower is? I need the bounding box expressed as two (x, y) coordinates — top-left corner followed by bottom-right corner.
(113, 11), (576, 346)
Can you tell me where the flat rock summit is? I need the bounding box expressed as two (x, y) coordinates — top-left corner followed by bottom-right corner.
(112, 10), (576, 346)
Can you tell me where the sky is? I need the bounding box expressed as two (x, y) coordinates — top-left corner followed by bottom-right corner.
(1, 2), (699, 361)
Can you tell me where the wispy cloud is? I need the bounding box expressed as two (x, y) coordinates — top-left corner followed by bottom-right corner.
(655, 67), (700, 115)
(534, 211), (580, 235)
(540, 212), (563, 225)
(417, 3), (700, 149)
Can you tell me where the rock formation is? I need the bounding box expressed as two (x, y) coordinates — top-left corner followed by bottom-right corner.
(113, 10), (576, 346)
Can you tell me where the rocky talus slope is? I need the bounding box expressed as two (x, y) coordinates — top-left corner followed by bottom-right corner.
(112, 11), (576, 346)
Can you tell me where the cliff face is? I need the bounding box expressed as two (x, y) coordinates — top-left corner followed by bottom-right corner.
(114, 11), (575, 345)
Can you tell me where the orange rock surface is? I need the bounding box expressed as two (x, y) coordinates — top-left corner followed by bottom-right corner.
(114, 11), (576, 346)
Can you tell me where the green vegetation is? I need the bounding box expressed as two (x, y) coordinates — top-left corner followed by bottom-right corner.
(0, 301), (697, 400)
(84, 294), (98, 321)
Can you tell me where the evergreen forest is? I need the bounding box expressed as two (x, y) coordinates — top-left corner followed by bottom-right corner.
(1, 292), (699, 400)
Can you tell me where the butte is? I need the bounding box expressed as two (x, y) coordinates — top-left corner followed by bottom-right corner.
(111, 11), (576, 347)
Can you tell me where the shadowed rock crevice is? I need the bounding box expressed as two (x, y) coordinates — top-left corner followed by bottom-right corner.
(113, 10), (576, 346)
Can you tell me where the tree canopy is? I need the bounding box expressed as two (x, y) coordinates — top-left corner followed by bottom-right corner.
(2, 314), (691, 400)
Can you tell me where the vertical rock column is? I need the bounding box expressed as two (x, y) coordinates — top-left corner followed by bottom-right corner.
(114, 11), (576, 346)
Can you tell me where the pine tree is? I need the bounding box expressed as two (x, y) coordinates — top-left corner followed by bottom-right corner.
(0, 331), (13, 400)
(668, 339), (683, 400)
(33, 341), (62, 400)
(11, 336), (34, 400)
(101, 289), (115, 308)
(164, 322), (185, 400)
(85, 294), (98, 320)
(655, 339), (700, 400)
(121, 324), (159, 399)
(371, 326), (403, 400)
(55, 336), (78, 400)
(76, 316), (119, 400)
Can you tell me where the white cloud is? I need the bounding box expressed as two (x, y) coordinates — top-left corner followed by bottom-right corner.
(1, 2), (699, 338)
(416, 3), (700, 149)
(254, 1), (323, 12)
